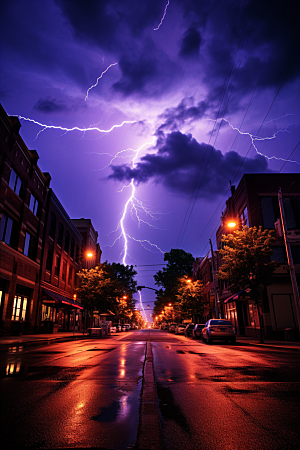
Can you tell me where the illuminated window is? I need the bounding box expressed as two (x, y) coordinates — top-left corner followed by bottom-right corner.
(11, 296), (27, 321)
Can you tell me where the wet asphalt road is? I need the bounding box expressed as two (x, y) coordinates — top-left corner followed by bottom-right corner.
(1, 329), (300, 449)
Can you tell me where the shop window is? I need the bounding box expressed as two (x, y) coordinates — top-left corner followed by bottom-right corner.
(70, 238), (75, 259)
(57, 223), (64, 247)
(11, 295), (27, 321)
(23, 232), (37, 261)
(68, 266), (73, 285)
(62, 261), (67, 282)
(8, 168), (22, 196)
(54, 254), (61, 277)
(64, 231), (70, 253)
(29, 194), (39, 216)
(46, 246), (53, 271)
(49, 212), (56, 239)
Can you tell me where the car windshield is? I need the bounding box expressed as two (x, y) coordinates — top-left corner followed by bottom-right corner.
(210, 320), (232, 326)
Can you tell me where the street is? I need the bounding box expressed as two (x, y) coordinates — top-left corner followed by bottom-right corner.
(1, 329), (300, 450)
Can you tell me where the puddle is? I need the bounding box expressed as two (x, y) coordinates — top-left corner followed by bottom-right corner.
(91, 378), (142, 449)
(176, 350), (185, 354)
(8, 345), (23, 353)
(156, 383), (190, 433)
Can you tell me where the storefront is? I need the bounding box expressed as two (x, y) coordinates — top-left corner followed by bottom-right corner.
(41, 287), (83, 332)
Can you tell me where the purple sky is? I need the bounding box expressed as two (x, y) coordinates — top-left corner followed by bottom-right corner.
(1, 0), (300, 321)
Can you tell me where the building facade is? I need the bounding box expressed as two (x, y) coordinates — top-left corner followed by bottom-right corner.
(0, 104), (101, 335)
(0, 104), (51, 334)
(216, 173), (300, 339)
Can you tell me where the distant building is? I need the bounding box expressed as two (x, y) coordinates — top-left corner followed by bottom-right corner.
(193, 255), (216, 322)
(216, 173), (300, 339)
(39, 189), (84, 333)
(72, 218), (101, 269)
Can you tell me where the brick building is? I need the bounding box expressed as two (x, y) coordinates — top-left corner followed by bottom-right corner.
(0, 104), (101, 335)
(0, 104), (50, 334)
(216, 173), (300, 339)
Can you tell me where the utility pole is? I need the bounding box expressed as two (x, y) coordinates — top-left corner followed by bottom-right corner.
(209, 239), (220, 319)
(278, 188), (300, 333)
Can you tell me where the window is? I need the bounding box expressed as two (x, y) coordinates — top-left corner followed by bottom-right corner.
(11, 296), (27, 321)
(75, 244), (79, 263)
(9, 168), (22, 196)
(0, 214), (18, 248)
(291, 246), (300, 265)
(68, 266), (73, 285)
(29, 194), (39, 215)
(283, 198), (297, 230)
(54, 254), (61, 277)
(57, 223), (64, 247)
(49, 213), (56, 239)
(64, 231), (70, 253)
(23, 232), (37, 261)
(0, 214), (13, 245)
(260, 197), (278, 229)
(46, 246), (53, 272)
(70, 238), (75, 259)
(270, 247), (286, 263)
(62, 261), (67, 282)
(240, 206), (248, 226)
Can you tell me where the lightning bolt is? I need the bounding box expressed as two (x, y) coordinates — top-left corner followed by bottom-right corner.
(154, 1), (170, 31)
(85, 62), (118, 101)
(220, 118), (300, 165)
(114, 138), (164, 266)
(18, 116), (136, 140)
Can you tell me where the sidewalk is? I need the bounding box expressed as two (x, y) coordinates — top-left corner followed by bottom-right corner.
(235, 335), (300, 351)
(0, 331), (91, 350)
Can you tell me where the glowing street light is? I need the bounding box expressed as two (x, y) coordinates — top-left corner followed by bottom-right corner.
(227, 221), (237, 228)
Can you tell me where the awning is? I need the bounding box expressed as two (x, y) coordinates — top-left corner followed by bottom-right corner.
(43, 288), (84, 310)
(224, 289), (245, 303)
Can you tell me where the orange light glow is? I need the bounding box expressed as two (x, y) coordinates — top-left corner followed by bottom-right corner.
(186, 279), (192, 283)
(168, 303), (172, 307)
(86, 252), (93, 258)
(228, 222), (236, 228)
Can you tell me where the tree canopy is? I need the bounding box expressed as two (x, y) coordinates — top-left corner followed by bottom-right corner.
(76, 262), (138, 320)
(176, 276), (204, 319)
(153, 249), (195, 317)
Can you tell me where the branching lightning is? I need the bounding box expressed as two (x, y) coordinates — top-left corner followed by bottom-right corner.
(85, 63), (118, 101)
(220, 118), (300, 165)
(112, 138), (164, 266)
(154, 1), (170, 31)
(18, 116), (136, 140)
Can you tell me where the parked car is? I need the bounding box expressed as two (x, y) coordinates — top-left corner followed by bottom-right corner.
(192, 324), (205, 339)
(184, 323), (195, 337)
(121, 325), (127, 332)
(110, 326), (117, 333)
(168, 323), (177, 333)
(202, 319), (236, 344)
(117, 325), (122, 332)
(175, 324), (186, 335)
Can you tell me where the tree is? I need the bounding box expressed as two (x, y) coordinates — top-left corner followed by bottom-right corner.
(176, 276), (204, 320)
(153, 249), (195, 317)
(217, 226), (278, 343)
(76, 262), (138, 320)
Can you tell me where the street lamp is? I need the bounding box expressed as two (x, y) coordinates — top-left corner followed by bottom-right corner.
(227, 221), (237, 228)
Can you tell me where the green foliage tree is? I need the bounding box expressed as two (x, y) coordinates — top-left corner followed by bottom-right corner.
(77, 262), (138, 320)
(217, 226), (278, 343)
(176, 276), (204, 319)
(153, 249), (195, 318)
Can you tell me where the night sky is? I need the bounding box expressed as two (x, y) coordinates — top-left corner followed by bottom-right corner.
(1, 0), (300, 321)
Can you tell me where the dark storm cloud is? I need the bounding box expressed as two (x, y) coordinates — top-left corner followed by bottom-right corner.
(108, 131), (270, 198)
(158, 97), (210, 131)
(179, 27), (202, 58)
(34, 97), (68, 113)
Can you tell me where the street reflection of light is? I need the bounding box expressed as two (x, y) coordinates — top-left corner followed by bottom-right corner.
(120, 369), (125, 377)
(118, 394), (130, 420)
(16, 363), (21, 373)
(120, 358), (125, 366)
(75, 401), (85, 415)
